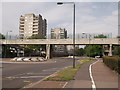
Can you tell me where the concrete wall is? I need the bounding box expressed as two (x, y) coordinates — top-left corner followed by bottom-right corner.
(1, 38), (119, 45)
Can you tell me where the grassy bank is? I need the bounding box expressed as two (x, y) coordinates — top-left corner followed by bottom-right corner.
(44, 59), (92, 81)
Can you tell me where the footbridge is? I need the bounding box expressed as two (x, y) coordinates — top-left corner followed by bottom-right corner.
(1, 38), (120, 59)
(0, 38), (119, 45)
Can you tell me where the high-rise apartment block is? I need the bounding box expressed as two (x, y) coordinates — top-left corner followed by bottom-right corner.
(51, 28), (67, 55)
(19, 13), (47, 39)
(51, 28), (67, 39)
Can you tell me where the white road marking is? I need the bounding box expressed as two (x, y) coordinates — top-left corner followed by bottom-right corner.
(5, 72), (53, 80)
(6, 76), (45, 79)
(89, 60), (99, 90)
(8, 73), (26, 77)
(2, 62), (47, 64)
(62, 82), (68, 88)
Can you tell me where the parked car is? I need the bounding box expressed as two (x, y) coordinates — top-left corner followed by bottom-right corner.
(95, 56), (100, 59)
(38, 57), (44, 61)
(10, 57), (18, 61)
(17, 57), (24, 61)
(31, 57), (39, 62)
(23, 58), (31, 62)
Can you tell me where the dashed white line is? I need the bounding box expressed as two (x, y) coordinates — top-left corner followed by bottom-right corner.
(6, 76), (45, 79)
(89, 60), (99, 90)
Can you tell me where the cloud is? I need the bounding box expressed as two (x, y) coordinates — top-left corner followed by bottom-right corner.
(75, 9), (118, 37)
(1, 2), (118, 38)
(44, 5), (72, 24)
(112, 10), (118, 15)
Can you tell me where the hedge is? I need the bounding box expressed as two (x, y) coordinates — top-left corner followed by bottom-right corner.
(103, 56), (120, 74)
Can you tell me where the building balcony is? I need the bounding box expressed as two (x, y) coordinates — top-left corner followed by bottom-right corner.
(20, 25), (24, 27)
(33, 30), (38, 32)
(33, 23), (38, 25)
(33, 27), (38, 29)
(19, 29), (24, 31)
(20, 24), (24, 26)
(20, 27), (24, 29)
(33, 33), (38, 35)
(33, 20), (38, 22)
(20, 22), (24, 24)
(20, 18), (24, 21)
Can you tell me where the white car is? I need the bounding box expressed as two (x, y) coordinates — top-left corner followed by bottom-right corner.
(31, 57), (39, 62)
(95, 56), (100, 59)
(38, 57), (44, 61)
(23, 58), (31, 62)
(17, 58), (24, 61)
(10, 57), (18, 61)
(68, 56), (73, 58)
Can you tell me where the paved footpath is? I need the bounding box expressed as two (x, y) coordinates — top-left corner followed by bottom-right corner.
(92, 60), (119, 88)
(65, 60), (94, 88)
(65, 59), (119, 89)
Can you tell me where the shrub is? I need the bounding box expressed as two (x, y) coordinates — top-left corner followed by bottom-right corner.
(103, 56), (120, 74)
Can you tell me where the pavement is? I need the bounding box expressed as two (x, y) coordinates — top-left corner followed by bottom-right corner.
(29, 59), (119, 89)
(65, 60), (94, 88)
(92, 60), (119, 88)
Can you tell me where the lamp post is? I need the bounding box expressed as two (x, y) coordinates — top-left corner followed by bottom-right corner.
(57, 2), (76, 68)
(4, 30), (12, 58)
(6, 30), (12, 40)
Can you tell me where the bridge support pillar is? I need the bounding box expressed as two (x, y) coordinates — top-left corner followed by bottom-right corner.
(108, 44), (112, 56)
(46, 44), (51, 59)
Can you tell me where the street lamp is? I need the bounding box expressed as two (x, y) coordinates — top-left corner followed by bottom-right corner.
(57, 2), (76, 68)
(6, 30), (12, 39)
(4, 30), (12, 57)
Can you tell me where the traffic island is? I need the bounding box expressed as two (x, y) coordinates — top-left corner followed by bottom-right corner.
(29, 59), (93, 88)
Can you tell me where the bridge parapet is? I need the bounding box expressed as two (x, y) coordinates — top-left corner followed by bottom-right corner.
(0, 38), (119, 45)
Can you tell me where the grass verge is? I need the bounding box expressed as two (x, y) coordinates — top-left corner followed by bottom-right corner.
(44, 59), (92, 81)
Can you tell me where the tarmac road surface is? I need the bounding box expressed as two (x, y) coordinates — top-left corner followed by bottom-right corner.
(2, 57), (80, 88)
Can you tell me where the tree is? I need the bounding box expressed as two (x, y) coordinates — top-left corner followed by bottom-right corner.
(117, 36), (120, 38)
(75, 48), (85, 56)
(28, 34), (46, 39)
(84, 34), (107, 57)
(24, 34), (46, 56)
(84, 45), (103, 57)
(0, 33), (5, 39)
(94, 34), (107, 38)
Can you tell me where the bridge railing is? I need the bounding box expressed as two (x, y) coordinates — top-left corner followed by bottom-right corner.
(0, 38), (119, 45)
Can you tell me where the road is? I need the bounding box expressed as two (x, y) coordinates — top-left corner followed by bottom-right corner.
(2, 57), (80, 88)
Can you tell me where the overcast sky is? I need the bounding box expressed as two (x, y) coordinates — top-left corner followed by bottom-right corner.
(1, 0), (119, 37)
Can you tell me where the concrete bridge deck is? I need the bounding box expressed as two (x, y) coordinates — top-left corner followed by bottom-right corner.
(0, 38), (119, 45)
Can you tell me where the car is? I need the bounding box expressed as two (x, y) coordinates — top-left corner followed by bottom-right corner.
(68, 56), (73, 58)
(16, 57), (24, 61)
(10, 57), (18, 61)
(38, 57), (44, 61)
(23, 58), (31, 62)
(95, 56), (100, 59)
(31, 57), (39, 62)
